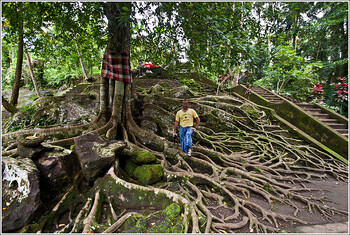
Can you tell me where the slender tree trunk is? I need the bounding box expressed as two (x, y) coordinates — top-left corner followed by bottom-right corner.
(74, 38), (90, 81)
(233, 53), (242, 87)
(10, 21), (24, 106)
(6, 56), (11, 71)
(293, 14), (299, 55)
(24, 46), (41, 98)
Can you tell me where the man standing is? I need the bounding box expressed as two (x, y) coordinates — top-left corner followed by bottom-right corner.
(173, 99), (200, 157)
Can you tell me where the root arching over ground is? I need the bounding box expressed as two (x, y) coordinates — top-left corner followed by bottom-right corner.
(3, 75), (348, 233)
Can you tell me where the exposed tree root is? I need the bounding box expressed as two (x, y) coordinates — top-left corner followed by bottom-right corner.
(4, 80), (348, 233)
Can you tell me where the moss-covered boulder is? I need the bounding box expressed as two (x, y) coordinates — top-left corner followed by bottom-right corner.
(133, 164), (163, 185)
(130, 150), (156, 164)
(148, 203), (182, 233)
(172, 223), (184, 233)
(124, 159), (138, 176)
(162, 203), (181, 219)
(240, 103), (259, 119)
(150, 219), (172, 233)
(119, 214), (142, 232)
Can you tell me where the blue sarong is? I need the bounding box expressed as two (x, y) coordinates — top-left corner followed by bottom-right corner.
(179, 126), (193, 154)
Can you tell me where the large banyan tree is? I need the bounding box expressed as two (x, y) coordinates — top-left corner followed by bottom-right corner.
(2, 2), (348, 233)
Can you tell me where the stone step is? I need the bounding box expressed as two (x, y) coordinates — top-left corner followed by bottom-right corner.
(262, 94), (279, 97)
(266, 98), (283, 101)
(327, 123), (348, 129)
(308, 113), (329, 118)
(297, 103), (315, 107)
(255, 92), (269, 96)
(334, 128), (348, 134)
(270, 100), (283, 104)
(261, 95), (281, 99)
(319, 118), (339, 123)
(302, 107), (322, 112)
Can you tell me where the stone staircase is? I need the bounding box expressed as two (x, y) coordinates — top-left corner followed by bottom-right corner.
(251, 87), (284, 104)
(250, 86), (348, 139)
(297, 103), (348, 139)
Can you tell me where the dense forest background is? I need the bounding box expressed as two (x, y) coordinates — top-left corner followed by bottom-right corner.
(2, 1), (348, 116)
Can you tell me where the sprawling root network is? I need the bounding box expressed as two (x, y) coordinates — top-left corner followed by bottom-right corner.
(4, 82), (348, 233)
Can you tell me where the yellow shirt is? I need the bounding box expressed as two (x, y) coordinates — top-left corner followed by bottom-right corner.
(176, 109), (199, 127)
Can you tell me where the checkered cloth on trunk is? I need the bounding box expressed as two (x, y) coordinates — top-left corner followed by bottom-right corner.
(101, 49), (133, 83)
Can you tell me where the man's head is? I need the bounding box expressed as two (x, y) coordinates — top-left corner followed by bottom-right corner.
(182, 99), (189, 110)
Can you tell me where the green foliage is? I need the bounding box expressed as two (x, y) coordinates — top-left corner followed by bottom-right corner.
(254, 45), (323, 102)
(2, 2), (105, 91)
(44, 68), (82, 89)
(2, 1), (347, 99)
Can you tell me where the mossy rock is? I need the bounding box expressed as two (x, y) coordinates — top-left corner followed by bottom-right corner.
(119, 214), (142, 232)
(130, 150), (156, 164)
(133, 164), (164, 185)
(240, 103), (259, 119)
(123, 227), (144, 233)
(149, 219), (172, 233)
(172, 223), (184, 233)
(162, 203), (181, 219)
(20, 223), (40, 233)
(135, 218), (147, 232)
(124, 159), (137, 176)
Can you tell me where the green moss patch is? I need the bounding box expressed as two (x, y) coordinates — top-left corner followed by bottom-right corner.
(130, 150), (157, 164)
(133, 164), (164, 185)
(240, 103), (259, 119)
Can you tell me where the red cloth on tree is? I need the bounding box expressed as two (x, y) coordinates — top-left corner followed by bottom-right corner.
(101, 49), (133, 83)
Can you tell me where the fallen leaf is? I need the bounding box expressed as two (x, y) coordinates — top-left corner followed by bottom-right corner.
(250, 228), (254, 232)
(58, 224), (65, 227)
(3, 208), (7, 210)
(219, 229), (227, 233)
(181, 213), (184, 218)
(6, 202), (10, 206)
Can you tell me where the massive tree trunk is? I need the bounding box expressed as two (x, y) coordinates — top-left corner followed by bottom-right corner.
(24, 45), (41, 98)
(10, 19), (24, 106)
(102, 2), (131, 140)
